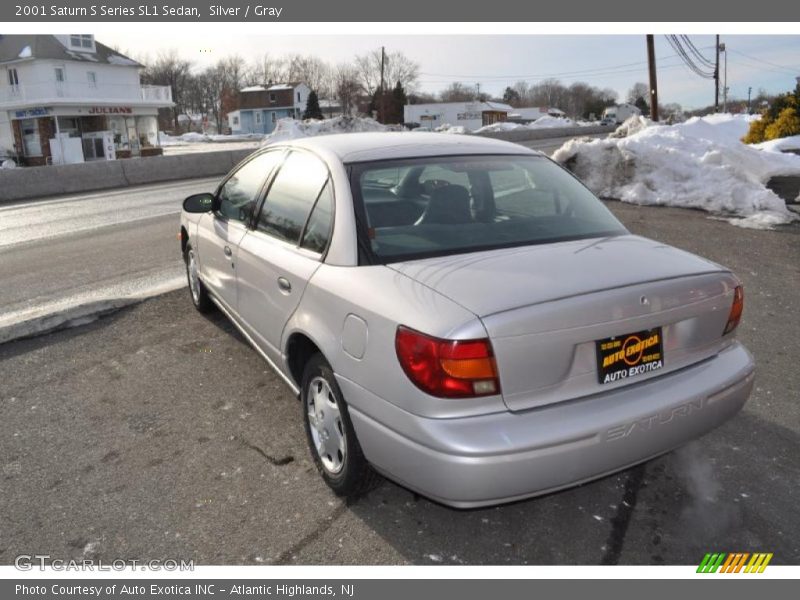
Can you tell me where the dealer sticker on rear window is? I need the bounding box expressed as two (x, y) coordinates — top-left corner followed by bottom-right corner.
(596, 327), (664, 384)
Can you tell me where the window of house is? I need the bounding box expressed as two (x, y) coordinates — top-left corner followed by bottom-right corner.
(87, 71), (97, 87)
(271, 112), (277, 123)
(255, 112), (262, 125)
(297, 92), (301, 102)
(54, 67), (65, 83)
(7, 68), (19, 86)
(69, 35), (93, 49)
(232, 116), (239, 125)
(269, 93), (277, 103)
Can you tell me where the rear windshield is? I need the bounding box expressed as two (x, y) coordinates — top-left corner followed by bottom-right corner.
(350, 154), (627, 262)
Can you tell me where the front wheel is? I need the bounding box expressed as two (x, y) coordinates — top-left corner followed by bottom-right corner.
(184, 244), (213, 313)
(301, 354), (378, 497)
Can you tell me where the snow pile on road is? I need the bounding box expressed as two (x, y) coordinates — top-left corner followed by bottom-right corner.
(473, 115), (577, 134)
(755, 134), (800, 154)
(262, 116), (402, 145)
(159, 132), (265, 146)
(553, 113), (800, 229)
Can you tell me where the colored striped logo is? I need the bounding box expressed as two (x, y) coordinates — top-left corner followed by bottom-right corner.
(697, 552), (773, 573)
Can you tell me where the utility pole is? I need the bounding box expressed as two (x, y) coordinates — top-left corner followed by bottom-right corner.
(476, 82), (481, 101)
(714, 35), (720, 112)
(646, 34), (659, 121)
(720, 42), (728, 113)
(379, 46), (386, 123)
(748, 86), (752, 114)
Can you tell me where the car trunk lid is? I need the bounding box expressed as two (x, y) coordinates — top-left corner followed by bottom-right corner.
(389, 235), (738, 411)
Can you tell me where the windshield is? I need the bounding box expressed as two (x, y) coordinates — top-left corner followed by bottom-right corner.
(350, 154), (627, 262)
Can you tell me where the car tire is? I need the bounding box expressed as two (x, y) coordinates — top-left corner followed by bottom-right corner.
(301, 353), (378, 498)
(184, 243), (214, 313)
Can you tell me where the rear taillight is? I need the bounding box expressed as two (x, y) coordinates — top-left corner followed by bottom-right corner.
(395, 326), (500, 398)
(723, 285), (744, 335)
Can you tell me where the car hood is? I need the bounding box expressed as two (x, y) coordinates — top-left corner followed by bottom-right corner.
(386, 234), (725, 317)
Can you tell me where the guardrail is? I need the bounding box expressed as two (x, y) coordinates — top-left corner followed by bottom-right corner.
(0, 148), (252, 203)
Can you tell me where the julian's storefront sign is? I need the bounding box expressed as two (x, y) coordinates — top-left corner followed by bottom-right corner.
(88, 106), (133, 115)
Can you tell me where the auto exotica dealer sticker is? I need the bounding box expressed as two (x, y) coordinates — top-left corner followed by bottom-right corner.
(595, 328), (664, 384)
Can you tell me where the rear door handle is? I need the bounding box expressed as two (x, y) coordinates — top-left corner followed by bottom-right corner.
(223, 245), (232, 257)
(277, 277), (292, 293)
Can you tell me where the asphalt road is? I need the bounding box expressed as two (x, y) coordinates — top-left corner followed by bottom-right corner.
(1, 201), (798, 566)
(0, 177), (218, 340)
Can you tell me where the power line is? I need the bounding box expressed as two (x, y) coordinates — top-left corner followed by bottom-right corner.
(417, 48), (713, 82)
(728, 49), (799, 75)
(680, 35), (716, 69)
(665, 35), (715, 79)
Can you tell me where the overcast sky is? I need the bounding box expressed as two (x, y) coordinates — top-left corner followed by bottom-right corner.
(109, 34), (800, 109)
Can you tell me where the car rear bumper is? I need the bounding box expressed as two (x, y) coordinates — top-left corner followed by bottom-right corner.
(339, 341), (754, 508)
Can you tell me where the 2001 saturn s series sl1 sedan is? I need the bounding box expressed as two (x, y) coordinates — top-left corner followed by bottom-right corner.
(179, 132), (755, 508)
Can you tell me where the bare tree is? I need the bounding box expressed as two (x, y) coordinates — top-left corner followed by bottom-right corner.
(141, 49), (193, 130)
(285, 54), (331, 98)
(332, 63), (362, 116)
(439, 82), (478, 102)
(627, 82), (650, 104)
(354, 49), (419, 96)
(246, 53), (287, 86)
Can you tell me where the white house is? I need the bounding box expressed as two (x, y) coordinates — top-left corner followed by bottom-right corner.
(404, 101), (514, 131)
(0, 34), (173, 165)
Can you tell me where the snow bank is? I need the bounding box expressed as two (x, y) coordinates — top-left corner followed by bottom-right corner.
(553, 113), (800, 229)
(754, 135), (800, 154)
(158, 132), (265, 146)
(262, 116), (401, 145)
(473, 115), (577, 134)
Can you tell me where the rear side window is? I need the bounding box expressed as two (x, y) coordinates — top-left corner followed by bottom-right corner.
(257, 151), (328, 243)
(300, 180), (334, 254)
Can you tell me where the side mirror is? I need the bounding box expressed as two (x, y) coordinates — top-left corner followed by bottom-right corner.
(183, 193), (215, 213)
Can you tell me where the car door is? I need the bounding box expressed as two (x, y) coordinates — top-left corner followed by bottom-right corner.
(196, 150), (284, 312)
(236, 150), (334, 364)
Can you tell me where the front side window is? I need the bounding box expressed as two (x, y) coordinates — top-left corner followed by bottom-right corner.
(255, 112), (262, 125)
(87, 71), (96, 87)
(217, 151), (283, 223)
(7, 68), (19, 86)
(257, 151), (329, 244)
(352, 155), (627, 262)
(54, 67), (65, 82)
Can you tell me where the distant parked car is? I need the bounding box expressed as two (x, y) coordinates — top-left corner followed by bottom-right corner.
(179, 132), (754, 508)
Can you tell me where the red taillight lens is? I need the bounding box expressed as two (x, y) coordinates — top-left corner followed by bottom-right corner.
(395, 326), (500, 398)
(723, 285), (744, 335)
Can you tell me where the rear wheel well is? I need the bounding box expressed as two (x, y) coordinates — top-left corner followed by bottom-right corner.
(286, 333), (323, 391)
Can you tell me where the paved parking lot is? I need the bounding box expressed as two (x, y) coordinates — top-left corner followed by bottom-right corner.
(1, 202), (798, 565)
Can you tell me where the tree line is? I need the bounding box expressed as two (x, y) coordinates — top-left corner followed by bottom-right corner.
(136, 48), (685, 132)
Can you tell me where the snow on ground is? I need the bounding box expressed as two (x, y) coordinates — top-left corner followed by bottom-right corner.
(159, 131), (266, 146)
(473, 115), (579, 134)
(755, 135), (800, 154)
(553, 113), (800, 229)
(261, 116), (402, 145)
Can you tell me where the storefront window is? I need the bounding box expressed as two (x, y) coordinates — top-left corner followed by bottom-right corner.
(136, 115), (158, 148)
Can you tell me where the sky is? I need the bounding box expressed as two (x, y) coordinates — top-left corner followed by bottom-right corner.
(108, 33), (800, 110)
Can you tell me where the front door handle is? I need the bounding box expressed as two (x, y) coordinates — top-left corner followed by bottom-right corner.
(277, 277), (292, 293)
(223, 245), (232, 257)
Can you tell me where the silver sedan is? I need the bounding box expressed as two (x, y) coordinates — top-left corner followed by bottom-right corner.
(179, 132), (754, 508)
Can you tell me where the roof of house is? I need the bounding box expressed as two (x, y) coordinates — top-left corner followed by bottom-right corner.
(0, 34), (143, 67)
(241, 82), (305, 93)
